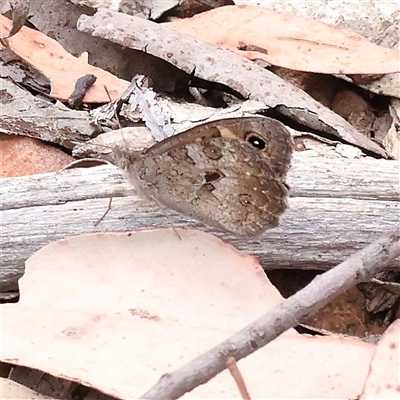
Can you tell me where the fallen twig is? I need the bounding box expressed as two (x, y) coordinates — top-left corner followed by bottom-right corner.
(139, 229), (400, 399)
(226, 357), (251, 400)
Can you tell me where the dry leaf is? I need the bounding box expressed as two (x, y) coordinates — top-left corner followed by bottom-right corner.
(0, 15), (129, 102)
(166, 5), (400, 74)
(360, 319), (400, 399)
(1, 230), (374, 398)
(0, 134), (73, 177)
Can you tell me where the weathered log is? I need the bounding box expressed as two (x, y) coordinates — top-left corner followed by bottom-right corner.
(1, 152), (399, 297)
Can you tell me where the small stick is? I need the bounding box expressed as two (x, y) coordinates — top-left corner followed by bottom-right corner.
(226, 357), (251, 400)
(139, 229), (400, 399)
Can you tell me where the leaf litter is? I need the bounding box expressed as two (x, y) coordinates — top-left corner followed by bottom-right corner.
(1, 1), (400, 398)
(1, 229), (377, 399)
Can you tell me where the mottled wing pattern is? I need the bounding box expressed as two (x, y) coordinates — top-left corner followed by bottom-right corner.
(125, 117), (292, 236)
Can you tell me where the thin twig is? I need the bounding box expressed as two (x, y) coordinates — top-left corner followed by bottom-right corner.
(139, 229), (400, 399)
(226, 357), (251, 400)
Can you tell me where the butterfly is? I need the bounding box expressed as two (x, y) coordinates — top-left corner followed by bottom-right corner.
(114, 116), (292, 236)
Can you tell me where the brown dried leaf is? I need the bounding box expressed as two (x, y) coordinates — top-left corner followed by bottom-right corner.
(166, 5), (400, 74)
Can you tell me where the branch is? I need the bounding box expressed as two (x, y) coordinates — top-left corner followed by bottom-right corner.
(139, 229), (400, 399)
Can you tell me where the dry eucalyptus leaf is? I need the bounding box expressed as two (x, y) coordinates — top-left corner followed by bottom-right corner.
(0, 15), (129, 102)
(239, 2), (400, 99)
(360, 319), (400, 399)
(1, 230), (374, 398)
(234, 0), (399, 33)
(166, 5), (400, 74)
(0, 134), (74, 177)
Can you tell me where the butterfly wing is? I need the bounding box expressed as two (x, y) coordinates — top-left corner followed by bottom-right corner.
(127, 117), (292, 236)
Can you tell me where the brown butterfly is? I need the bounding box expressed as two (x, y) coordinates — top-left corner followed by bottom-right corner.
(114, 116), (293, 236)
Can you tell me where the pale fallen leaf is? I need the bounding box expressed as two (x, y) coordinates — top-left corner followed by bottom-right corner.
(360, 319), (400, 399)
(234, 0), (399, 30)
(166, 5), (400, 74)
(0, 15), (129, 102)
(1, 229), (374, 398)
